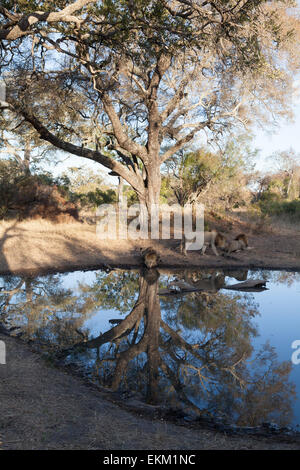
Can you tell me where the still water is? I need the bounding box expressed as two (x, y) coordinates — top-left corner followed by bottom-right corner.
(1, 267), (300, 429)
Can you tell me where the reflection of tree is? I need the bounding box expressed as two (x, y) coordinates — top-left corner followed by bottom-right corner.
(80, 270), (139, 313)
(0, 268), (296, 427)
(72, 269), (162, 404)
(65, 269), (295, 426)
(227, 343), (295, 427)
(245, 269), (300, 287)
(157, 270), (295, 426)
(0, 274), (98, 347)
(160, 270), (257, 351)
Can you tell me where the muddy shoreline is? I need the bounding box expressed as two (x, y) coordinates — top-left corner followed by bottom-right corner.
(1, 258), (300, 279)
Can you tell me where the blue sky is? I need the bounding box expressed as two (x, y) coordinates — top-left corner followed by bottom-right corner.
(252, 100), (300, 173)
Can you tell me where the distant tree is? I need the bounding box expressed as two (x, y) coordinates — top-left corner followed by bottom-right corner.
(163, 134), (257, 208)
(269, 149), (300, 199)
(61, 166), (105, 193)
(0, 110), (59, 175)
(61, 166), (117, 206)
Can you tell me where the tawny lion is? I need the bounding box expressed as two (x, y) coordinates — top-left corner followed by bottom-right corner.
(140, 247), (160, 268)
(225, 233), (248, 255)
(180, 230), (228, 256)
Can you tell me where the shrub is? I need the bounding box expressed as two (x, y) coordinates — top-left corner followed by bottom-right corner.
(0, 160), (78, 221)
(259, 196), (300, 221)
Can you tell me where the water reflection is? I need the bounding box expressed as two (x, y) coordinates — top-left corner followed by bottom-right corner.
(0, 268), (298, 427)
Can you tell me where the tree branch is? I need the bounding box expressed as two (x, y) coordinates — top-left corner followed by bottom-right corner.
(0, 0), (96, 41)
(146, 54), (171, 155)
(161, 122), (209, 163)
(7, 101), (145, 197)
(161, 75), (191, 123)
(101, 93), (149, 164)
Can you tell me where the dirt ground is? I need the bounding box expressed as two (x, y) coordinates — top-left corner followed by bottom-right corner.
(0, 217), (300, 276)
(1, 332), (299, 450)
(1, 217), (300, 450)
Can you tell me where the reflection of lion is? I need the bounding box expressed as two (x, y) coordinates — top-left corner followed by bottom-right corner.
(140, 247), (160, 268)
(226, 233), (248, 255)
(223, 269), (248, 281)
(180, 230), (228, 256)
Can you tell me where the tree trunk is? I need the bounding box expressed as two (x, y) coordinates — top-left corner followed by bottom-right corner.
(117, 176), (124, 205)
(23, 140), (31, 176)
(139, 164), (161, 240)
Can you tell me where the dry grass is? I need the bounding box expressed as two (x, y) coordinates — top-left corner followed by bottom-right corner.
(268, 215), (300, 233)
(229, 208), (300, 236)
(1, 214), (300, 275)
(0, 219), (139, 275)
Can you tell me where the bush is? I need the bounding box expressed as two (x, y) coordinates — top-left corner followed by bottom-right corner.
(258, 195), (300, 221)
(75, 188), (117, 207)
(0, 160), (79, 221)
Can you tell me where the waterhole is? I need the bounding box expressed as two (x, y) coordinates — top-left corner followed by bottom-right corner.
(1, 267), (300, 429)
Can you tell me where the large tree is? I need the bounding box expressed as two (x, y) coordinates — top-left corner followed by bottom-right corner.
(1, 0), (300, 220)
